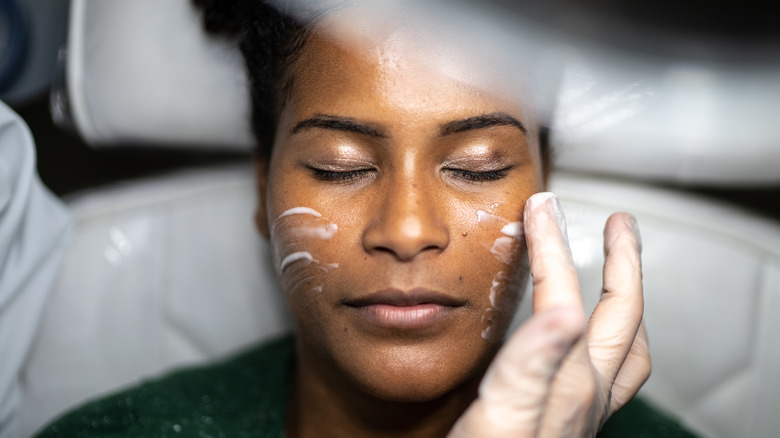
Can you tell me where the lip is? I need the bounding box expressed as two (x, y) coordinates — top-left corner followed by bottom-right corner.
(343, 288), (466, 330)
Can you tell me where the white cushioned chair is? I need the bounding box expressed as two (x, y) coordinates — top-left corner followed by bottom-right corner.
(17, 1), (780, 437)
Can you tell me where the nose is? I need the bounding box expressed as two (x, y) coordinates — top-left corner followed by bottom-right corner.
(362, 174), (450, 261)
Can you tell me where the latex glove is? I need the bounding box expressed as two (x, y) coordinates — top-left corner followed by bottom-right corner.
(449, 192), (649, 438)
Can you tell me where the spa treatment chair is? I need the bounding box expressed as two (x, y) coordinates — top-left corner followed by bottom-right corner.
(12, 1), (780, 437)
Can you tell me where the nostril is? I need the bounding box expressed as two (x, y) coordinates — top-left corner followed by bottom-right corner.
(363, 220), (449, 262)
(421, 243), (444, 254)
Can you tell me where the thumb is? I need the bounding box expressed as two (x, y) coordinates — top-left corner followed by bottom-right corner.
(449, 307), (585, 438)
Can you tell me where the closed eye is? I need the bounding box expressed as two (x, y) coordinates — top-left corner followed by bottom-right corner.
(444, 167), (513, 182)
(308, 166), (377, 182)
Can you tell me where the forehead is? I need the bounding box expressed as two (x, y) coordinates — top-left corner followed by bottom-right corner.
(284, 8), (537, 128)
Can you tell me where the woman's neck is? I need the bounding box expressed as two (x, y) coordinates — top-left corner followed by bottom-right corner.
(286, 342), (482, 438)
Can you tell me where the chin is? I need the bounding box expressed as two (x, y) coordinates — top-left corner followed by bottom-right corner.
(342, 336), (498, 404)
(356, 369), (474, 404)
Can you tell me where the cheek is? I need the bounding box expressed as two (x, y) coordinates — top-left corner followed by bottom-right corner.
(471, 209), (530, 342)
(270, 207), (340, 296)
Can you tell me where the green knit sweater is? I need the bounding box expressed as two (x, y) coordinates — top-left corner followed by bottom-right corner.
(35, 336), (697, 437)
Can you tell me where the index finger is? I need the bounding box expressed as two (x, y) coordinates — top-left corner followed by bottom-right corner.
(524, 192), (584, 313)
(449, 307), (586, 438)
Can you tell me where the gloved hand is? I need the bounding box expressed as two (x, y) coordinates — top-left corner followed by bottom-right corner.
(449, 192), (649, 437)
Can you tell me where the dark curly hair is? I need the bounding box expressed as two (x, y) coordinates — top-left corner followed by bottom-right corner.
(193, 0), (551, 175)
(193, 0), (334, 160)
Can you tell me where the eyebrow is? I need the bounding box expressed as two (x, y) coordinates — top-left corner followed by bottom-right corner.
(291, 115), (386, 138)
(290, 111), (527, 139)
(440, 112), (527, 137)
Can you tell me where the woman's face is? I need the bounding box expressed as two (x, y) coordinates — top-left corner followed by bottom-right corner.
(256, 24), (544, 403)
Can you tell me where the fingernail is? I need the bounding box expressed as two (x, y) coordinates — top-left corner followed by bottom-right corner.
(624, 214), (642, 252)
(549, 195), (569, 246)
(526, 192), (569, 246)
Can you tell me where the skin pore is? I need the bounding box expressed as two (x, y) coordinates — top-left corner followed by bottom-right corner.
(253, 14), (545, 437)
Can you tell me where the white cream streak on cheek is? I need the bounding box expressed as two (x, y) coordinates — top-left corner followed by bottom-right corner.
(283, 223), (338, 240)
(476, 210), (524, 266)
(477, 210), (524, 341)
(272, 207), (337, 239)
(482, 271), (509, 340)
(481, 311), (496, 340)
(277, 206), (321, 219)
(490, 237), (516, 265)
(280, 251), (314, 272)
(271, 207), (339, 294)
(500, 222), (523, 237)
(488, 271), (507, 308)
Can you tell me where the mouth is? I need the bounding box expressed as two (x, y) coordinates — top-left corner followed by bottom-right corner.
(343, 288), (466, 330)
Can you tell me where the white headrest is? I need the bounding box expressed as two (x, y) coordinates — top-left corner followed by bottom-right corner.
(551, 49), (780, 186)
(64, 0), (780, 185)
(65, 0), (252, 149)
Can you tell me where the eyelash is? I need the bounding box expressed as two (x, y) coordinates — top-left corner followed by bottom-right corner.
(445, 167), (512, 182)
(309, 167), (375, 182)
(307, 166), (513, 183)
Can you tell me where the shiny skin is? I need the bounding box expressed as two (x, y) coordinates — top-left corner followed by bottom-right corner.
(254, 23), (544, 437)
